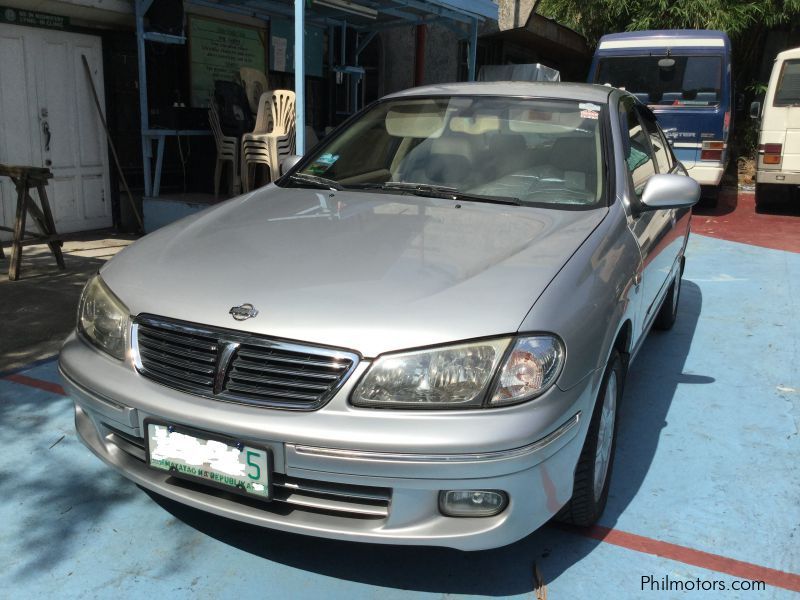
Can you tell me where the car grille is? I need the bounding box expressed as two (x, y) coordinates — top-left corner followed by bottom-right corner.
(101, 423), (391, 519)
(133, 315), (359, 410)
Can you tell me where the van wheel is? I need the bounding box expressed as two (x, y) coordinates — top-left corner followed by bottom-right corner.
(654, 264), (683, 331)
(755, 183), (770, 213)
(701, 185), (719, 208)
(557, 351), (623, 527)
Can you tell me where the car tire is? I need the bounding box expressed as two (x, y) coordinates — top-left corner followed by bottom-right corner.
(653, 261), (683, 331)
(701, 185), (719, 208)
(556, 350), (623, 527)
(755, 183), (770, 213)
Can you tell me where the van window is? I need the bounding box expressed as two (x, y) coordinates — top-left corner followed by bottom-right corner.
(596, 55), (723, 107)
(774, 59), (800, 106)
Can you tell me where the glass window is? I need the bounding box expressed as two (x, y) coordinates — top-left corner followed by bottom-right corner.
(638, 110), (672, 174)
(620, 99), (656, 196)
(774, 59), (800, 106)
(596, 55), (723, 108)
(288, 96), (606, 209)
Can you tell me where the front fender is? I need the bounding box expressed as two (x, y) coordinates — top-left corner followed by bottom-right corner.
(518, 199), (641, 391)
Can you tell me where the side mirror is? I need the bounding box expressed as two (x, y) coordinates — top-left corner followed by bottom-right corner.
(280, 155), (303, 176)
(640, 174), (700, 211)
(750, 101), (761, 120)
(735, 92), (746, 114)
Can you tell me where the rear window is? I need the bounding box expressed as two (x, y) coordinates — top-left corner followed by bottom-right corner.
(774, 59), (800, 106)
(595, 55), (723, 108)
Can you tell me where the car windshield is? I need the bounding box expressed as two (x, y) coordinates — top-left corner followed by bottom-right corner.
(596, 55), (723, 108)
(285, 96), (606, 208)
(774, 59), (800, 106)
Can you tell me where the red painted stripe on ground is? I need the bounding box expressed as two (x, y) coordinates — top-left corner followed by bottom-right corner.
(692, 189), (800, 254)
(561, 524), (800, 592)
(4, 374), (65, 396)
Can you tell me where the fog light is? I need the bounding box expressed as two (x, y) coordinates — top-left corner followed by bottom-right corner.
(438, 490), (508, 517)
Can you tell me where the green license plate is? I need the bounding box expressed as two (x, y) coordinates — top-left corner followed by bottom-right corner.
(145, 421), (271, 499)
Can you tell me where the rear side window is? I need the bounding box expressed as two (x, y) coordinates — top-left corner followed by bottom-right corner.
(619, 99), (656, 196)
(774, 59), (800, 106)
(638, 110), (672, 174)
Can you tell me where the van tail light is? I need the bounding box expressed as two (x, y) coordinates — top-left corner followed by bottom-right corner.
(760, 143), (782, 165)
(700, 141), (725, 161)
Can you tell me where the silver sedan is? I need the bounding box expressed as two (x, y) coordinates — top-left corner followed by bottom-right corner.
(59, 82), (699, 550)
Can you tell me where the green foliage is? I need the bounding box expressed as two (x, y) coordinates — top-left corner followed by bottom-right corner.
(537, 0), (800, 46)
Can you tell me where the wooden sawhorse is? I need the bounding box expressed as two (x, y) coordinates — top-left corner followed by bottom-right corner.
(0, 165), (65, 281)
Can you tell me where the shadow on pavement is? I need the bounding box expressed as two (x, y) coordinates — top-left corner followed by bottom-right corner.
(0, 232), (136, 372)
(693, 186), (738, 217)
(144, 281), (706, 595)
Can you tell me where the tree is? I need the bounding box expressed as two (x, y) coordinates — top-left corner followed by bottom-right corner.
(537, 0), (800, 47)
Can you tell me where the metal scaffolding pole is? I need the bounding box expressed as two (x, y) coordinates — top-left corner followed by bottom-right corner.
(135, 0), (153, 197)
(295, 0), (306, 155)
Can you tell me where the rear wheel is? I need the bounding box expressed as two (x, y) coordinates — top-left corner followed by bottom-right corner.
(755, 183), (791, 213)
(557, 351), (623, 526)
(700, 185), (719, 208)
(755, 183), (771, 213)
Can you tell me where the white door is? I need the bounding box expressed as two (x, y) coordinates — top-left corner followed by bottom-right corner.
(0, 24), (111, 240)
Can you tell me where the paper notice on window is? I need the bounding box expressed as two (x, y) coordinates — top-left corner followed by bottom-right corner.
(272, 37), (287, 72)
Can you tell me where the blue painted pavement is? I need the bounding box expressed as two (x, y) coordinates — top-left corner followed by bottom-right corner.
(0, 234), (797, 599)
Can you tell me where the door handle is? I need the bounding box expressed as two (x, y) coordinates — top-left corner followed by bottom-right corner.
(42, 120), (51, 152)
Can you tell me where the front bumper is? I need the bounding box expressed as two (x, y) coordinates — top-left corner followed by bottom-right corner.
(60, 332), (596, 551)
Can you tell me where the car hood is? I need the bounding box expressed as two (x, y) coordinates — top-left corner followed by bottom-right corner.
(103, 186), (607, 357)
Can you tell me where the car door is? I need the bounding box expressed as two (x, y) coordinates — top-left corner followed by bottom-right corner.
(619, 97), (681, 335)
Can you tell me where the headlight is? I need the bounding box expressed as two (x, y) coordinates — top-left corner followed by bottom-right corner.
(77, 275), (130, 360)
(351, 335), (564, 409)
(351, 338), (511, 409)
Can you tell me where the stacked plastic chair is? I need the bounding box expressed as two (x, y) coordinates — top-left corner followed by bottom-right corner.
(241, 92), (275, 193)
(208, 102), (239, 199)
(240, 90), (296, 191)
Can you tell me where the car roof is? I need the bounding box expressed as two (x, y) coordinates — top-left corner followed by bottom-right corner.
(384, 82), (615, 104)
(776, 46), (800, 61)
(598, 29), (729, 42)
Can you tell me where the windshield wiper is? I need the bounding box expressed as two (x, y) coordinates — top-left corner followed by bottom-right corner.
(287, 173), (343, 190)
(352, 182), (521, 206)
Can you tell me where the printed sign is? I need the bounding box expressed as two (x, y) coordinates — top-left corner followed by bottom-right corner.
(189, 15), (267, 107)
(1, 6), (68, 29)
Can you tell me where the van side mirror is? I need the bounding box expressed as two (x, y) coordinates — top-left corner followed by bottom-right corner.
(750, 101), (761, 120)
(735, 93), (746, 114)
(640, 174), (700, 211)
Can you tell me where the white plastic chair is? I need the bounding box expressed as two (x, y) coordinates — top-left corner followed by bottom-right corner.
(240, 90), (296, 191)
(208, 103), (239, 199)
(239, 67), (268, 115)
(241, 92), (275, 192)
(265, 90), (297, 177)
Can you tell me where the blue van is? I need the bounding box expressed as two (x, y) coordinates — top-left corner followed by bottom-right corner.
(588, 30), (732, 194)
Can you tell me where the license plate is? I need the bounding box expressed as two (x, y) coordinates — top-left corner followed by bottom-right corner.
(145, 421), (271, 500)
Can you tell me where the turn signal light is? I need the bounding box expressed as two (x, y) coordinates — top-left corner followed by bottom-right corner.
(760, 143), (783, 165)
(700, 141), (725, 161)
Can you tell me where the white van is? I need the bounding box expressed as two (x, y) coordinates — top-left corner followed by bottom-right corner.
(751, 46), (800, 210)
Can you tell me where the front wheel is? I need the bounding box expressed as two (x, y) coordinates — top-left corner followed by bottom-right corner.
(557, 351), (624, 526)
